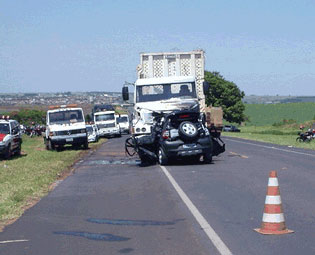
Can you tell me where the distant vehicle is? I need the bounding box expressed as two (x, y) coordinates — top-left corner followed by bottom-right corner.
(222, 125), (240, 132)
(94, 110), (121, 138)
(44, 104), (88, 150)
(0, 117), (22, 159)
(86, 124), (99, 143)
(116, 114), (130, 134)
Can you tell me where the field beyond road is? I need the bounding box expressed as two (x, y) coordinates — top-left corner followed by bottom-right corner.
(0, 136), (104, 231)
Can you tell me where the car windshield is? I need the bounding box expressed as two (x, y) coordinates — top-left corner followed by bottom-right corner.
(95, 113), (115, 121)
(49, 110), (84, 124)
(136, 82), (197, 103)
(117, 117), (128, 123)
(0, 123), (10, 134)
(86, 126), (93, 132)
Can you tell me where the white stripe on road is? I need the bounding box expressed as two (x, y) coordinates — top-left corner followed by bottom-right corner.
(265, 195), (282, 205)
(262, 213), (285, 223)
(268, 177), (279, 187)
(224, 138), (315, 158)
(0, 239), (29, 244)
(160, 165), (232, 255)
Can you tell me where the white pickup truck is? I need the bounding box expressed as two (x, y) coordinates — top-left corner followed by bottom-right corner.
(94, 111), (121, 137)
(44, 105), (88, 150)
(122, 50), (209, 135)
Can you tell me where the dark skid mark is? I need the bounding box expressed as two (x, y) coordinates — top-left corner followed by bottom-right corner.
(54, 231), (130, 242)
(81, 160), (140, 166)
(119, 248), (134, 254)
(87, 218), (184, 226)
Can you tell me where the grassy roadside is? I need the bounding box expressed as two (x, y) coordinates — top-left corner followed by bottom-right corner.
(222, 126), (315, 150)
(0, 136), (105, 230)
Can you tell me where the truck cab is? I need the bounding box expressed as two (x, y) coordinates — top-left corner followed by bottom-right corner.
(44, 105), (88, 150)
(94, 111), (121, 137)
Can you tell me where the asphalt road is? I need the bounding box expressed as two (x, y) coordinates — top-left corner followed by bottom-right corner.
(0, 136), (314, 254)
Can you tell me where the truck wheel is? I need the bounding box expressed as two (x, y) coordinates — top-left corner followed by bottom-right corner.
(47, 140), (55, 150)
(83, 139), (89, 150)
(4, 144), (12, 159)
(158, 147), (168, 165)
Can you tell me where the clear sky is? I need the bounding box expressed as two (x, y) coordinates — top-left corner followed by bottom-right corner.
(1, 0), (314, 95)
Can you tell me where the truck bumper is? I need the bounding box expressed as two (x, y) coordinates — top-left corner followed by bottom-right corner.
(51, 134), (87, 146)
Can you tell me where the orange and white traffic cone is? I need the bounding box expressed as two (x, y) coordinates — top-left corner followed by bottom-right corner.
(254, 170), (294, 235)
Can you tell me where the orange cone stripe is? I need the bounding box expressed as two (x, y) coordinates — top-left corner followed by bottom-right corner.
(269, 171), (277, 177)
(261, 222), (286, 231)
(266, 186), (280, 196)
(264, 204), (283, 214)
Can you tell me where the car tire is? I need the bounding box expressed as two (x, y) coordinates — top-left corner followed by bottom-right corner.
(158, 147), (168, 165)
(16, 143), (21, 156)
(204, 153), (212, 164)
(178, 121), (198, 141)
(4, 144), (11, 159)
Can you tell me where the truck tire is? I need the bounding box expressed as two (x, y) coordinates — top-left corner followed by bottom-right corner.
(83, 139), (89, 150)
(47, 140), (55, 150)
(178, 121), (198, 141)
(158, 147), (168, 165)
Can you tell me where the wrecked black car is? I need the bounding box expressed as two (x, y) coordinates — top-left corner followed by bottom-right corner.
(125, 107), (225, 165)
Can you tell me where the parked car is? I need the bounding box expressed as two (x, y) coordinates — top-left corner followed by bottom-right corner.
(86, 124), (99, 143)
(116, 114), (130, 134)
(222, 125), (240, 132)
(0, 117), (22, 159)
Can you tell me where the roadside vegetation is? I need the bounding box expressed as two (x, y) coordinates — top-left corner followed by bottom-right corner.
(223, 102), (315, 150)
(0, 136), (105, 230)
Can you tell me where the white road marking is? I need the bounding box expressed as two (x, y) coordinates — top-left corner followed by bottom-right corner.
(160, 165), (232, 255)
(224, 138), (315, 158)
(0, 239), (29, 244)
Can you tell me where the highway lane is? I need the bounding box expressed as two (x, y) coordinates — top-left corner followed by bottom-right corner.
(165, 136), (315, 254)
(0, 136), (314, 254)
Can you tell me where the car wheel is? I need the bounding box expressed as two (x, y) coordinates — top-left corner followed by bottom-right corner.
(4, 144), (12, 159)
(203, 153), (212, 164)
(158, 147), (168, 165)
(178, 121), (198, 141)
(16, 143), (21, 156)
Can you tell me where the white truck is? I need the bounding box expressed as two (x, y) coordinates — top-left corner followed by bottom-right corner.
(44, 105), (88, 150)
(94, 111), (121, 137)
(116, 114), (130, 134)
(122, 50), (209, 135)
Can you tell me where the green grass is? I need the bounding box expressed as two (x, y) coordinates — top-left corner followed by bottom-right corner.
(223, 126), (315, 150)
(245, 102), (315, 126)
(0, 136), (105, 228)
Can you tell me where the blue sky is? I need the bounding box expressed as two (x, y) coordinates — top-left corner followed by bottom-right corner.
(1, 0), (314, 95)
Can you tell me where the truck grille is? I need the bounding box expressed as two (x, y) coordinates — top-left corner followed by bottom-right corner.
(97, 123), (115, 129)
(56, 129), (85, 136)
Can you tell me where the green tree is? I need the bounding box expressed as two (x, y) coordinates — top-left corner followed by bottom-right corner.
(205, 71), (245, 124)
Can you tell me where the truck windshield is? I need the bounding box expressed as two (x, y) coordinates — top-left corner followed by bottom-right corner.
(95, 113), (115, 121)
(136, 82), (197, 103)
(0, 123), (10, 134)
(117, 117), (128, 123)
(49, 110), (84, 124)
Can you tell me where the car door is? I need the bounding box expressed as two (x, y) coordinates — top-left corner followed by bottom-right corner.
(11, 122), (20, 150)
